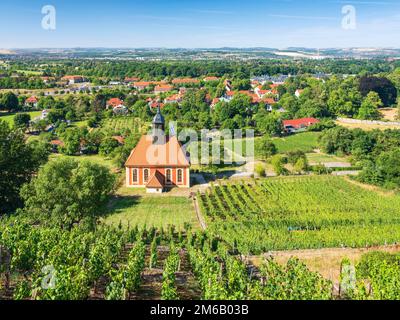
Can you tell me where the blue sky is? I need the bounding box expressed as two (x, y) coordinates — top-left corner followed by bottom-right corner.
(1, 0), (400, 48)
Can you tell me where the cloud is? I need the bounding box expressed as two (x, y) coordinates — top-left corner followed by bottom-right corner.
(267, 14), (338, 21)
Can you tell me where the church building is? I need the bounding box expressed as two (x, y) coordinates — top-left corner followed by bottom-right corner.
(125, 107), (190, 193)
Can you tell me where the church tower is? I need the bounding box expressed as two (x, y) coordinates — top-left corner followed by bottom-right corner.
(152, 106), (165, 144)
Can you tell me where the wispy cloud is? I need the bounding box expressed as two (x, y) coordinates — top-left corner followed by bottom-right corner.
(330, 1), (398, 5)
(268, 14), (338, 21)
(186, 9), (234, 15)
(131, 14), (190, 22)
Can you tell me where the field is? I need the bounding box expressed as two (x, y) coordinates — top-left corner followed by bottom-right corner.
(103, 195), (199, 231)
(198, 175), (400, 254)
(101, 116), (148, 135)
(49, 154), (117, 170)
(189, 132), (322, 164)
(272, 132), (321, 153)
(0, 111), (42, 125)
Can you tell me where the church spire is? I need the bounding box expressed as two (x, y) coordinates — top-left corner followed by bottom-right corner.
(152, 105), (165, 132)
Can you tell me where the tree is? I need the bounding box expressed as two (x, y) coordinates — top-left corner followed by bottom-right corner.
(13, 113), (31, 130)
(270, 154), (287, 176)
(60, 128), (85, 155)
(319, 127), (354, 155)
(99, 137), (120, 157)
(1, 92), (19, 112)
(357, 92), (382, 120)
(293, 157), (308, 174)
(359, 76), (397, 107)
(256, 135), (277, 160)
(255, 163), (266, 177)
(0, 120), (49, 214)
(255, 111), (283, 136)
(21, 158), (116, 229)
(114, 133), (141, 168)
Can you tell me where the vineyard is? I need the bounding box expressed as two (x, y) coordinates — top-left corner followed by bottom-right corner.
(100, 117), (149, 135)
(198, 176), (400, 254)
(2, 217), (400, 300)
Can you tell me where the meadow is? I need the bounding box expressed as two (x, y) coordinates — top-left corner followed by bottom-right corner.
(0, 111), (41, 125)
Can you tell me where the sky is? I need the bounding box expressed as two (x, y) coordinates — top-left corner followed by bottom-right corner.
(1, 0), (400, 48)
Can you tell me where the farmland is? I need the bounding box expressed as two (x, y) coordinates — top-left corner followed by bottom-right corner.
(101, 116), (149, 135)
(198, 176), (400, 254)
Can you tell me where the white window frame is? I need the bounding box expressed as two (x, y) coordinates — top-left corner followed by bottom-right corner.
(177, 168), (183, 184)
(143, 168), (150, 183)
(132, 168), (138, 184)
(165, 168), (173, 185)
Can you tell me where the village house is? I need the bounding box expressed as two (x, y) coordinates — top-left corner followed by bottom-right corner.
(203, 76), (219, 82)
(171, 78), (199, 85)
(61, 75), (85, 85)
(25, 96), (38, 107)
(283, 117), (319, 133)
(154, 84), (173, 94)
(125, 107), (190, 193)
(133, 81), (152, 90)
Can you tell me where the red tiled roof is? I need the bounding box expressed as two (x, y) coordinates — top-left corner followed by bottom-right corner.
(203, 76), (219, 81)
(107, 98), (124, 107)
(283, 118), (320, 129)
(125, 135), (190, 167)
(62, 75), (83, 80)
(154, 84), (173, 92)
(50, 139), (64, 146)
(172, 78), (199, 84)
(125, 77), (140, 82)
(263, 98), (276, 105)
(26, 96), (38, 103)
(146, 170), (165, 188)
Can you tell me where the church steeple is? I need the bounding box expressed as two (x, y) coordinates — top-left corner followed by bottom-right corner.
(152, 106), (165, 144)
(152, 106), (165, 132)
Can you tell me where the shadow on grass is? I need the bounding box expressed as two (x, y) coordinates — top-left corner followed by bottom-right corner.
(101, 195), (142, 219)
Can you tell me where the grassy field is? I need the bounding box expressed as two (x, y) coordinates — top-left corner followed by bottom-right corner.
(103, 194), (199, 230)
(0, 111), (42, 125)
(272, 132), (321, 153)
(306, 152), (348, 164)
(199, 175), (400, 254)
(49, 154), (117, 170)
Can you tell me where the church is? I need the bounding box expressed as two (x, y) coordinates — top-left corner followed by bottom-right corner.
(125, 107), (190, 193)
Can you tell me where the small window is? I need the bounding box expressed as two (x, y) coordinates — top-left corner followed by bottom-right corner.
(177, 169), (183, 183)
(166, 169), (172, 184)
(132, 169), (138, 183)
(144, 169), (149, 183)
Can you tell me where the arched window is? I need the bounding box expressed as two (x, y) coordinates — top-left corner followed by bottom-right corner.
(132, 169), (138, 183)
(144, 169), (149, 182)
(166, 169), (172, 184)
(177, 169), (183, 183)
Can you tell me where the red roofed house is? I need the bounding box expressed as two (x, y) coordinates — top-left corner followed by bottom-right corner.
(125, 107), (190, 193)
(283, 118), (320, 133)
(154, 84), (173, 94)
(25, 96), (38, 107)
(172, 78), (199, 85)
(107, 98), (124, 108)
(203, 76), (219, 82)
(133, 81), (152, 90)
(61, 75), (85, 85)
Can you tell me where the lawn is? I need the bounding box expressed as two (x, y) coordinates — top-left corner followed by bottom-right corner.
(103, 194), (199, 230)
(0, 111), (42, 126)
(49, 153), (117, 170)
(272, 132), (321, 154)
(306, 152), (348, 164)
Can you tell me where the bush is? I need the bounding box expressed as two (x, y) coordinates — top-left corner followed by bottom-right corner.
(255, 163), (266, 177)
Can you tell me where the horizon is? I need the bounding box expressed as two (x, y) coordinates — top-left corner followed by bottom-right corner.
(1, 0), (400, 48)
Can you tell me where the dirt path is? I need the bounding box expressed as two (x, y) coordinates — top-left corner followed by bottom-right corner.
(193, 197), (207, 230)
(247, 244), (400, 284)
